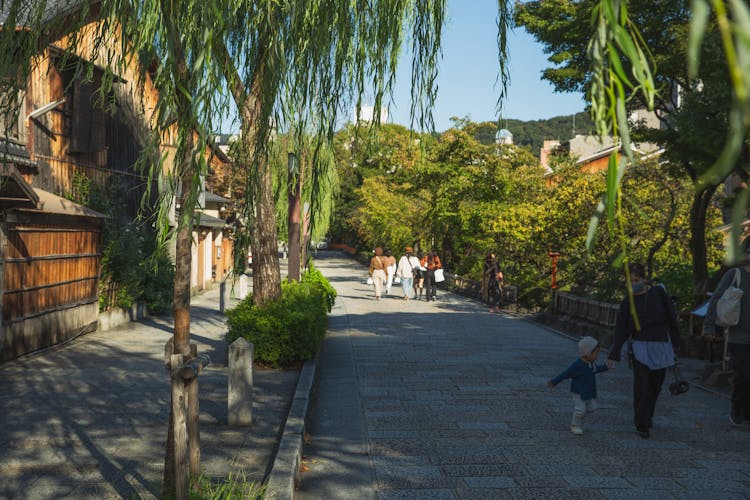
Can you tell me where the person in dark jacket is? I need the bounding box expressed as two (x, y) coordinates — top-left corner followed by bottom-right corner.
(606, 263), (681, 438)
(420, 250), (442, 302)
(483, 253), (503, 313)
(548, 336), (608, 435)
(702, 247), (750, 425)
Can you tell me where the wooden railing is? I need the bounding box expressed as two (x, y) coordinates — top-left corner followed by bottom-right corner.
(442, 272), (518, 305)
(35, 154), (148, 219)
(552, 291), (620, 327)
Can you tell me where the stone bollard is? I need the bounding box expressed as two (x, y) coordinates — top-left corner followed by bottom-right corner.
(219, 280), (230, 313)
(228, 337), (254, 426)
(238, 274), (248, 300)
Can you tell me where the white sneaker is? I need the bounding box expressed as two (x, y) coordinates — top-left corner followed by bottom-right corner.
(570, 425), (584, 435)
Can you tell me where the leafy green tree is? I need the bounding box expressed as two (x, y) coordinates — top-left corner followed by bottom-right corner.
(515, 0), (746, 300)
(331, 123), (433, 248)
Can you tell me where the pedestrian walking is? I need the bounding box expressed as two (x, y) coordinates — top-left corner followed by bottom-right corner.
(414, 250), (426, 300)
(369, 247), (388, 301)
(702, 247), (750, 426)
(483, 253), (503, 313)
(384, 249), (397, 295)
(421, 250), (442, 301)
(396, 247), (417, 300)
(606, 263), (681, 438)
(548, 336), (608, 435)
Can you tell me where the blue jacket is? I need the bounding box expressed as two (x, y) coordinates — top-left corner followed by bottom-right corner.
(551, 358), (608, 401)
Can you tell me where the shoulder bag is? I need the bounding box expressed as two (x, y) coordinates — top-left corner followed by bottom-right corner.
(716, 269), (744, 327)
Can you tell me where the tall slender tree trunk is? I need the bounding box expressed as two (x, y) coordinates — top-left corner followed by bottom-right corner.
(689, 185), (718, 300)
(222, 41), (282, 305)
(288, 158), (302, 282)
(161, 6), (195, 496)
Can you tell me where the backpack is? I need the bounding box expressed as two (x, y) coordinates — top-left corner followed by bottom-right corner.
(716, 269), (744, 327)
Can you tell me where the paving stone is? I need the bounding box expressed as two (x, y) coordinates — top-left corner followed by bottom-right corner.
(524, 464), (597, 476)
(674, 477), (750, 494)
(623, 476), (682, 490)
(377, 489), (456, 500)
(512, 475), (569, 488)
(368, 430), (419, 439)
(563, 475), (632, 489)
(371, 455), (430, 466)
(462, 476), (515, 488)
(600, 490), (680, 500)
(508, 487), (606, 499)
(441, 464), (526, 477)
(454, 488), (515, 499)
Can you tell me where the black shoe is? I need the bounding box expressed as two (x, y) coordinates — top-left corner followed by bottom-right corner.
(730, 412), (744, 426)
(636, 426), (650, 438)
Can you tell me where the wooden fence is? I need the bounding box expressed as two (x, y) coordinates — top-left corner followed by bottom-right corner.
(1, 215), (102, 360)
(551, 291), (620, 327)
(442, 272), (518, 305)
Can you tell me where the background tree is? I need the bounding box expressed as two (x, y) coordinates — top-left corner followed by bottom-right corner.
(515, 0), (745, 300)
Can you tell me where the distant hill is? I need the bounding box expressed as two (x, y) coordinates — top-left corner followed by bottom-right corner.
(465, 112), (595, 158)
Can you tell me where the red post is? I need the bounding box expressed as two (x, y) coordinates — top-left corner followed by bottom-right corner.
(547, 251), (560, 290)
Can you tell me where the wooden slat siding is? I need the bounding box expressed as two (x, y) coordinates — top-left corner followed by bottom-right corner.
(552, 291), (620, 327)
(34, 154), (146, 219)
(3, 222), (101, 324)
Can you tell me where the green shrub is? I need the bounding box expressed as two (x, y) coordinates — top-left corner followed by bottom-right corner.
(226, 277), (332, 367)
(140, 247), (175, 314)
(301, 261), (337, 312)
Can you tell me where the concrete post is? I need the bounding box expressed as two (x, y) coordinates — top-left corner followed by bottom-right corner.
(238, 274), (248, 300)
(228, 337), (253, 426)
(219, 281), (229, 313)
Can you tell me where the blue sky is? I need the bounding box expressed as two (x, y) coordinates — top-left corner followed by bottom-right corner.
(387, 0), (587, 131)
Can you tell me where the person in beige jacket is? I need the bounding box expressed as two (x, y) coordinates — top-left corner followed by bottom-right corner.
(369, 247), (388, 301)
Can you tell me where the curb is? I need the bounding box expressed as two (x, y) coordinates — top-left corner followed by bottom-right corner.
(264, 357), (317, 499)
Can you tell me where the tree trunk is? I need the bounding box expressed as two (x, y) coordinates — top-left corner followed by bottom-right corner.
(689, 185), (717, 301)
(252, 154), (283, 304)
(161, 6), (195, 495)
(221, 40), (282, 306)
(288, 161), (301, 282)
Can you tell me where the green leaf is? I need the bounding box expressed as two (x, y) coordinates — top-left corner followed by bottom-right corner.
(726, 185), (750, 265)
(586, 197), (607, 252)
(605, 152), (618, 225)
(688, 0), (710, 79)
(697, 105), (746, 189)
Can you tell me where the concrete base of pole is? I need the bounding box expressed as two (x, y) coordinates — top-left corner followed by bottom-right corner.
(228, 338), (254, 426)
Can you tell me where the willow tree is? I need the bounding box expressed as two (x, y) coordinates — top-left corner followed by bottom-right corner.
(215, 0), (453, 305)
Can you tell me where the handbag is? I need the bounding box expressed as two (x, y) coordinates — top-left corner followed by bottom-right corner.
(716, 269), (743, 327)
(434, 268), (445, 282)
(367, 277), (373, 285)
(394, 276), (401, 284)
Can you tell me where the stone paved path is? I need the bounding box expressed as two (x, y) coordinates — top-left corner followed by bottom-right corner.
(297, 254), (750, 499)
(0, 287), (298, 499)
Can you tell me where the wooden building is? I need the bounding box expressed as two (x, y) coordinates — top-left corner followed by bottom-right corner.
(0, 4), (235, 360)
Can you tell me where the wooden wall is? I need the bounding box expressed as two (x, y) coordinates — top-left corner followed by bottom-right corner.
(0, 213), (101, 360)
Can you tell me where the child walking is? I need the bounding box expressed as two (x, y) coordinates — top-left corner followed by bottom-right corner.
(548, 336), (608, 435)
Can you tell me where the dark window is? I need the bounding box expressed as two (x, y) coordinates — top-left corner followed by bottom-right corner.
(68, 71), (107, 154)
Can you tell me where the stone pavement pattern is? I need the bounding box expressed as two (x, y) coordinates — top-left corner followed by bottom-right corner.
(297, 255), (750, 499)
(0, 287), (298, 499)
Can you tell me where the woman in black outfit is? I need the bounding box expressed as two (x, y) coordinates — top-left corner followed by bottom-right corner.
(606, 263), (680, 438)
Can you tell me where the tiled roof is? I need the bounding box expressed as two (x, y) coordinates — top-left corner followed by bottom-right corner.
(0, 0), (85, 26)
(204, 192), (231, 204)
(0, 138), (36, 168)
